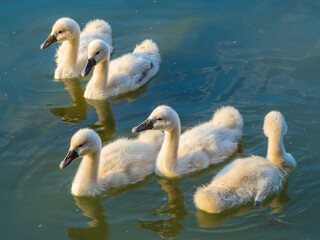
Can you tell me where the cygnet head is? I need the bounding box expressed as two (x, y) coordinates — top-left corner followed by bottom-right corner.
(81, 39), (111, 77)
(40, 17), (80, 50)
(263, 111), (288, 138)
(132, 105), (180, 133)
(60, 128), (102, 169)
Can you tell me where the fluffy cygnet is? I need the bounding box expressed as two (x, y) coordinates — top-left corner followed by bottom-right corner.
(41, 17), (112, 79)
(132, 105), (243, 178)
(82, 39), (160, 99)
(194, 111), (296, 214)
(60, 128), (164, 196)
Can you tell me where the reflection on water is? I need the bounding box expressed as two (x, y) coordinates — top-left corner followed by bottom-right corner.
(47, 78), (116, 142)
(195, 185), (291, 228)
(49, 78), (87, 123)
(67, 196), (109, 240)
(268, 185), (291, 216)
(139, 178), (187, 238)
(47, 76), (152, 143)
(86, 99), (115, 142)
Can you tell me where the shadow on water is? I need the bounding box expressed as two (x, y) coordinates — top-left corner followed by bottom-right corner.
(86, 99), (116, 142)
(195, 184), (291, 228)
(67, 196), (109, 240)
(49, 78), (87, 123)
(139, 178), (188, 239)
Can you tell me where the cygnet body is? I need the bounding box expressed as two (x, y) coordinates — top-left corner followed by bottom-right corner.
(194, 111), (296, 213)
(82, 39), (160, 99)
(41, 17), (112, 79)
(60, 128), (164, 196)
(132, 105), (243, 178)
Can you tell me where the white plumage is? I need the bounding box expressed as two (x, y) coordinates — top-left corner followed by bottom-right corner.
(132, 105), (243, 178)
(41, 17), (112, 79)
(60, 128), (164, 196)
(194, 111), (296, 213)
(82, 39), (160, 99)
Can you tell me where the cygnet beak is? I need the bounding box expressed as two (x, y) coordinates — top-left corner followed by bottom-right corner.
(132, 119), (154, 133)
(81, 58), (97, 77)
(60, 150), (79, 169)
(40, 34), (57, 50)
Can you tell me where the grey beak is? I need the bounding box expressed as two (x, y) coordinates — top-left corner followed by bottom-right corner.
(132, 119), (154, 133)
(82, 58), (97, 77)
(60, 150), (79, 169)
(40, 34), (57, 50)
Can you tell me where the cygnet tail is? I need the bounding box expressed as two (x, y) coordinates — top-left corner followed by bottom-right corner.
(211, 106), (243, 130)
(83, 19), (112, 36)
(194, 187), (224, 214)
(133, 39), (160, 58)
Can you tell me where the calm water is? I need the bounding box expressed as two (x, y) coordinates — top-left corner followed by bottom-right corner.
(1, 0), (320, 239)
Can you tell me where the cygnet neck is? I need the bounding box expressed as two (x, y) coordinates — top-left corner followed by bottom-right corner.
(94, 58), (109, 80)
(267, 133), (286, 166)
(156, 123), (181, 177)
(62, 34), (80, 68)
(90, 58), (109, 91)
(71, 149), (101, 196)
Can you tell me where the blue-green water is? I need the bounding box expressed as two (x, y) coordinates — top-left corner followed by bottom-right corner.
(1, 0), (320, 239)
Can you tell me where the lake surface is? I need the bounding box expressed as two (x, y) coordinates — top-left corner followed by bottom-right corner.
(0, 0), (319, 239)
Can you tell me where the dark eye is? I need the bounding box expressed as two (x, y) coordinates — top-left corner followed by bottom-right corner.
(78, 144), (83, 148)
(58, 31), (62, 34)
(157, 118), (163, 121)
(96, 51), (100, 55)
